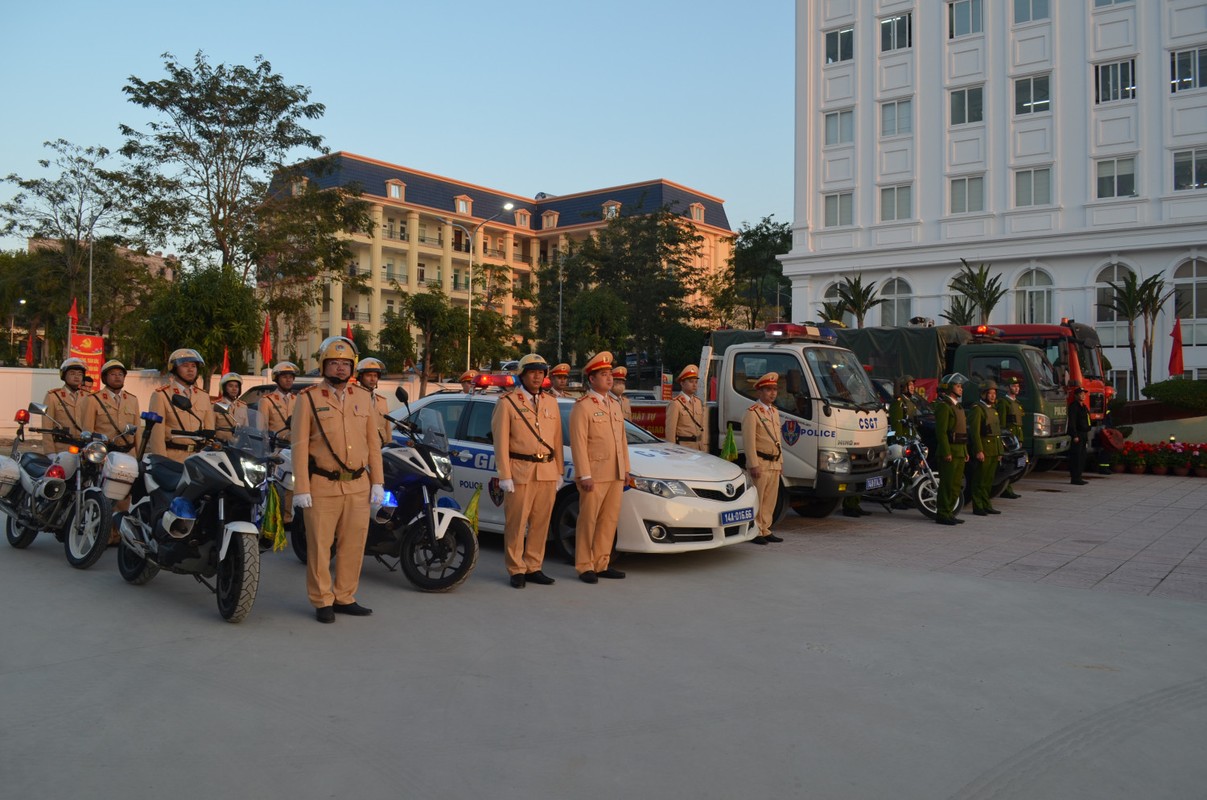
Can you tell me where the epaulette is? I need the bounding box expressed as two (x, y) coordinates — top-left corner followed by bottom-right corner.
(575, 395), (591, 402)
(299, 384), (321, 395)
(748, 404), (760, 412)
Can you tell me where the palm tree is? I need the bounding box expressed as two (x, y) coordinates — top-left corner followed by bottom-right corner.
(816, 300), (849, 326)
(949, 259), (1008, 324)
(941, 295), (977, 326)
(835, 275), (885, 328)
(1137, 274), (1174, 390)
(1099, 269), (1143, 400)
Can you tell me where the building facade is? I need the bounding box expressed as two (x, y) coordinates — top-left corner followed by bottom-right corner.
(782, 0), (1207, 397)
(293, 153), (734, 368)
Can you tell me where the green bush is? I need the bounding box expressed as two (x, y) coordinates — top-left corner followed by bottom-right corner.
(1141, 379), (1207, 414)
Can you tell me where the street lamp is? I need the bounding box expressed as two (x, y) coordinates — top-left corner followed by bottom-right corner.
(85, 200), (113, 329)
(442, 202), (514, 371)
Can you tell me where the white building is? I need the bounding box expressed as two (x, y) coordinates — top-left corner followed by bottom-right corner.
(782, 0), (1207, 397)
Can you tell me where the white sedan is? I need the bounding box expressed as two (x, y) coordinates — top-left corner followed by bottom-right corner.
(390, 392), (759, 559)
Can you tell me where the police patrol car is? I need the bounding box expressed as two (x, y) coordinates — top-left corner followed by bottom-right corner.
(389, 386), (759, 559)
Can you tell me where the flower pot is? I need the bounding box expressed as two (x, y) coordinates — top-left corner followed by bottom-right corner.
(1128, 465), (1147, 475)
(1110, 464), (1126, 474)
(1194, 467), (1207, 478)
(1172, 466), (1191, 477)
(1150, 465), (1169, 476)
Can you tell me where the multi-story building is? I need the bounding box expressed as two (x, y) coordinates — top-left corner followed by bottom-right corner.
(292, 152), (734, 368)
(783, 0), (1207, 396)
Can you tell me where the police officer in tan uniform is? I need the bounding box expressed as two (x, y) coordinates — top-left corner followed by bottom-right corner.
(215, 372), (250, 443)
(41, 358), (89, 453)
(492, 353), (564, 588)
(355, 358), (393, 447)
(81, 360), (140, 453)
(148, 349), (215, 463)
(549, 363), (572, 397)
(743, 372), (784, 544)
(569, 351), (631, 583)
(665, 364), (708, 452)
(259, 362), (298, 443)
(291, 336), (385, 624)
(609, 365), (633, 421)
(460, 370), (477, 394)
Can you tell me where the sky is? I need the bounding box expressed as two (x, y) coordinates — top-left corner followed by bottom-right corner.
(0, 0), (796, 254)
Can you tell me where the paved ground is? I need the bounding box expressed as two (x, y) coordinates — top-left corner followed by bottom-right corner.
(1, 470), (1205, 800)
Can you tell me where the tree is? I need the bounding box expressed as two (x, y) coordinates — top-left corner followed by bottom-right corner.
(835, 275), (885, 328)
(409, 285), (463, 397)
(731, 216), (791, 328)
(1099, 269), (1143, 400)
(941, 295), (978, 327)
(567, 286), (629, 358)
(377, 308), (417, 374)
(949, 259), (1007, 325)
(816, 299), (849, 325)
(1137, 274), (1174, 390)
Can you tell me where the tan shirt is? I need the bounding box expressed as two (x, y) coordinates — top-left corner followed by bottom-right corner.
(610, 390), (632, 421)
(492, 389), (564, 484)
(290, 382), (384, 497)
(80, 388), (140, 452)
(215, 398), (250, 443)
(370, 391), (392, 448)
(148, 380), (215, 463)
(665, 393), (707, 450)
(569, 391), (630, 482)
(742, 402), (783, 471)
(40, 387), (86, 452)
(258, 389), (296, 444)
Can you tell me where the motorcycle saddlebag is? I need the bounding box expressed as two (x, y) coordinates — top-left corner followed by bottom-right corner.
(0, 456), (19, 497)
(100, 452), (140, 501)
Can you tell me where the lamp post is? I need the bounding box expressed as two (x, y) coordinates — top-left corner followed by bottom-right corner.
(85, 200), (113, 329)
(557, 259), (564, 362)
(442, 202), (514, 371)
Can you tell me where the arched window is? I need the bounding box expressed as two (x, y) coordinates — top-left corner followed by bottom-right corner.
(1174, 258), (1207, 346)
(1014, 268), (1053, 324)
(822, 283), (856, 328)
(1094, 263), (1134, 346)
(881, 278), (913, 326)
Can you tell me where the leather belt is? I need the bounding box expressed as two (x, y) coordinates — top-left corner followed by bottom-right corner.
(676, 436), (698, 443)
(757, 450), (781, 461)
(510, 452), (552, 463)
(166, 442), (196, 452)
(950, 433), (968, 444)
(309, 462), (366, 481)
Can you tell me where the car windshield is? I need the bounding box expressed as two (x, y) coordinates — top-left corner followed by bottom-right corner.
(803, 347), (880, 408)
(1023, 349), (1060, 391)
(556, 402), (660, 445)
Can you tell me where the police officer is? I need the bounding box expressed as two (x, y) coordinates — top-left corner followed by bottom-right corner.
(934, 373), (969, 526)
(889, 374), (919, 437)
(996, 376), (1025, 498)
(41, 358), (89, 453)
(743, 372), (785, 544)
(215, 372), (249, 442)
(1068, 384), (1091, 486)
(968, 380), (1003, 516)
(291, 336), (385, 623)
(665, 364), (708, 452)
(80, 360), (140, 454)
(569, 351), (630, 583)
(148, 349), (215, 463)
(259, 362), (298, 443)
(355, 358), (392, 447)
(460, 370), (477, 394)
(549, 363), (572, 397)
(492, 353), (564, 588)
(609, 365), (633, 421)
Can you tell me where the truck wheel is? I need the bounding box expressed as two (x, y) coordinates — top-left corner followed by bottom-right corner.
(790, 497), (839, 518)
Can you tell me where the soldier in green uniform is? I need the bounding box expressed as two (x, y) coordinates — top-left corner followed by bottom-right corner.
(933, 373), (969, 526)
(889, 374), (919, 437)
(968, 381), (1003, 516)
(996, 376), (1025, 499)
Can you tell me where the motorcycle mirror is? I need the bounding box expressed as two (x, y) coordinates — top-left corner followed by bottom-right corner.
(171, 394), (193, 412)
(395, 387), (409, 403)
(122, 424), (137, 435)
(28, 402), (48, 416)
(214, 400), (231, 414)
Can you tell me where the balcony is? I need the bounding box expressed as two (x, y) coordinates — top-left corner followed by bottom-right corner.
(341, 309), (370, 322)
(512, 253), (530, 265)
(417, 234), (443, 246)
(483, 247), (505, 260)
(381, 226), (408, 242)
(382, 271), (407, 284)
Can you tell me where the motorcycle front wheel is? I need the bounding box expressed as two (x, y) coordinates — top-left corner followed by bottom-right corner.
(117, 541), (159, 585)
(64, 489), (112, 569)
(399, 517), (478, 593)
(5, 501), (38, 549)
(912, 474), (941, 519)
(216, 532), (260, 623)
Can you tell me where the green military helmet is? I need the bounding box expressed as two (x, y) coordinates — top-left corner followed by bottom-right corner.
(980, 379), (998, 395)
(938, 373), (968, 393)
(896, 374), (915, 395)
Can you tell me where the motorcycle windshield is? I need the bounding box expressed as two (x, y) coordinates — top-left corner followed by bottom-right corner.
(228, 426), (272, 459)
(413, 408), (449, 454)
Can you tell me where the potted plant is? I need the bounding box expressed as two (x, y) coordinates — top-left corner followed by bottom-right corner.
(1168, 442), (1192, 476)
(1149, 444), (1170, 476)
(1190, 446), (1207, 478)
(1121, 442), (1148, 474)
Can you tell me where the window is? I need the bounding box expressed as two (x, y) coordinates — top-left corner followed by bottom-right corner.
(1014, 0), (1049, 24)
(407, 400), (466, 440)
(1094, 0), (1132, 6)
(881, 14), (912, 52)
(456, 198), (469, 214)
(823, 283), (856, 328)
(516, 210), (530, 227)
(949, 0), (983, 39)
(880, 184), (912, 222)
(603, 202), (620, 219)
(825, 27), (853, 64)
(732, 352), (814, 419)
(1015, 167), (1051, 206)
(950, 176), (984, 213)
(417, 263), (428, 284)
(950, 86), (984, 125)
(824, 192), (853, 227)
(1015, 75), (1050, 115)
(1015, 268), (1053, 324)
(1095, 262), (1134, 346)
(1174, 149), (1207, 191)
(690, 203), (705, 222)
(1096, 157), (1136, 198)
(824, 110), (854, 145)
(1095, 59), (1136, 104)
(881, 278), (913, 327)
(1174, 259), (1207, 346)
(388, 183), (402, 199)
(1171, 47), (1207, 93)
(463, 402), (494, 444)
(881, 98), (912, 137)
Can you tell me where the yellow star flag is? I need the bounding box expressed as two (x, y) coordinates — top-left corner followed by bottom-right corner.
(720, 423), (739, 462)
(262, 483), (287, 552)
(465, 485), (482, 535)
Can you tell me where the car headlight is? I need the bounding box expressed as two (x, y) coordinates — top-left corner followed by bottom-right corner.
(1033, 413), (1051, 438)
(819, 449), (851, 474)
(241, 458), (267, 489)
(82, 441), (108, 465)
(630, 476), (692, 499)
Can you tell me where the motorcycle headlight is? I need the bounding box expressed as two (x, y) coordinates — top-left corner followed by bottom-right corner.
(630, 476), (691, 499)
(82, 441), (108, 465)
(432, 453), (452, 482)
(241, 458), (267, 489)
(1033, 413), (1051, 438)
(819, 449), (851, 474)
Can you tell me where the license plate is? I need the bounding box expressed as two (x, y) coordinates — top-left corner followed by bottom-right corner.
(721, 507), (754, 526)
(1017, 457), (1027, 468)
(865, 475), (884, 490)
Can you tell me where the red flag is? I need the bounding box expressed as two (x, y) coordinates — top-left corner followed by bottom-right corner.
(221, 347), (230, 376)
(344, 321), (353, 340)
(1169, 318), (1185, 377)
(67, 298), (79, 322)
(25, 331), (34, 366)
(260, 316), (272, 366)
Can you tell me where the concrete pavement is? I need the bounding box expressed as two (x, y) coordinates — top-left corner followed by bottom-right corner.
(1, 469), (1204, 800)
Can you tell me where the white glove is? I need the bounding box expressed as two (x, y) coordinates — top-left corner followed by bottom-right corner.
(557, 477), (568, 490)
(294, 493), (313, 509)
(370, 484), (385, 505)
(499, 479), (516, 493)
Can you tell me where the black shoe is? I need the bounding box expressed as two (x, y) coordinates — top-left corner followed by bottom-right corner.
(750, 536), (769, 545)
(954, 517), (966, 524)
(315, 606), (335, 623)
(525, 571), (555, 585)
(333, 601), (372, 616)
(765, 534), (784, 543)
(842, 508), (860, 518)
(509, 573), (526, 589)
(986, 508), (1001, 515)
(1071, 480), (1088, 486)
(858, 508), (874, 516)
(973, 509), (989, 516)
(579, 570), (598, 584)
(1000, 492), (1021, 499)
(598, 567), (626, 579)
(936, 516), (957, 526)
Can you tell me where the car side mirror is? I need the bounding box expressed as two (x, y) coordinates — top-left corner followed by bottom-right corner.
(171, 394), (193, 412)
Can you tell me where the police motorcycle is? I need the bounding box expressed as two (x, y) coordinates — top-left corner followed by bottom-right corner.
(115, 395), (265, 622)
(289, 387), (477, 593)
(861, 423), (948, 519)
(1, 403), (141, 569)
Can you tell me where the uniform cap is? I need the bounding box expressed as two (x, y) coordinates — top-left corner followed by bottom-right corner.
(272, 361), (299, 379)
(100, 359), (127, 378)
(755, 372), (779, 390)
(220, 372), (242, 387)
(1072, 384), (1087, 394)
(678, 365), (699, 382)
(582, 351), (614, 376)
(517, 354), (550, 374)
(357, 357), (385, 375)
(459, 370), (478, 383)
(1006, 375), (1021, 386)
(550, 363), (571, 377)
(611, 365), (628, 381)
